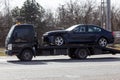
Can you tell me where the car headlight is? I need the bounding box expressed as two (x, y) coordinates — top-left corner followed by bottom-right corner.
(8, 44), (12, 50)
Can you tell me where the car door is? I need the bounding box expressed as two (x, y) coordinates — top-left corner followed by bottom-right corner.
(87, 25), (102, 42)
(69, 25), (88, 43)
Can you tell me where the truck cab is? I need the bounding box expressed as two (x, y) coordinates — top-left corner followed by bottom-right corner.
(5, 24), (36, 61)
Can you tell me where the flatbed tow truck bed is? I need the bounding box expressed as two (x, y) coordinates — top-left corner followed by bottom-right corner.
(36, 44), (120, 57)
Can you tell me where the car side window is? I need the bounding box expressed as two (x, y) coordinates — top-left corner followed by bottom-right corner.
(73, 26), (86, 33)
(88, 26), (101, 32)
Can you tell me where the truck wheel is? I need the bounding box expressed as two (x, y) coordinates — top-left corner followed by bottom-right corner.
(54, 36), (64, 46)
(68, 49), (77, 59)
(68, 53), (77, 59)
(16, 54), (22, 60)
(76, 49), (88, 59)
(20, 49), (33, 61)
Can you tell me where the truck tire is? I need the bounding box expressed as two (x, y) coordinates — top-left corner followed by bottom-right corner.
(19, 49), (33, 61)
(68, 49), (77, 59)
(16, 54), (22, 60)
(68, 53), (77, 59)
(76, 49), (88, 59)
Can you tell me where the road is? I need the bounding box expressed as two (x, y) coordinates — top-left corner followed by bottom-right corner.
(0, 54), (120, 80)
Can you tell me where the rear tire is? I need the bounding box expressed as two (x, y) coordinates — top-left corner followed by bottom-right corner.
(68, 53), (77, 59)
(98, 37), (108, 47)
(76, 49), (88, 59)
(68, 49), (77, 59)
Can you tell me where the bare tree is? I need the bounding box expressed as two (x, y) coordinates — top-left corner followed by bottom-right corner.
(56, 0), (99, 29)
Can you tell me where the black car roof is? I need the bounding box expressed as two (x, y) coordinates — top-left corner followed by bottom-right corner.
(78, 24), (100, 27)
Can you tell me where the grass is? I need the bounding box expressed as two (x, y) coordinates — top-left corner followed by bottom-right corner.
(0, 48), (6, 56)
(0, 52), (6, 56)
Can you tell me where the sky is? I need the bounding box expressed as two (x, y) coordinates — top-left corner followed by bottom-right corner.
(0, 0), (120, 12)
(9, 0), (120, 9)
(10, 0), (75, 10)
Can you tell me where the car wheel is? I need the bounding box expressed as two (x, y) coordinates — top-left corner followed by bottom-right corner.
(54, 36), (64, 46)
(76, 49), (88, 59)
(98, 37), (108, 47)
(20, 49), (33, 61)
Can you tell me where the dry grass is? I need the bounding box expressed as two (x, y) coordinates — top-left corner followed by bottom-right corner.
(0, 52), (6, 56)
(0, 48), (6, 56)
(108, 44), (120, 50)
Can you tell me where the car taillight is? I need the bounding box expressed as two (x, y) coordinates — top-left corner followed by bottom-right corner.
(112, 32), (115, 37)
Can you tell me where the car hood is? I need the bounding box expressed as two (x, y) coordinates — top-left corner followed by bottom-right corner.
(44, 30), (68, 35)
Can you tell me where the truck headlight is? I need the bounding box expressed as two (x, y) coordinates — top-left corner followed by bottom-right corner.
(8, 44), (12, 50)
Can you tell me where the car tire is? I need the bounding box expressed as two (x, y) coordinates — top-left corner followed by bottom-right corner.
(54, 36), (64, 46)
(98, 37), (108, 47)
(19, 49), (33, 61)
(75, 49), (88, 59)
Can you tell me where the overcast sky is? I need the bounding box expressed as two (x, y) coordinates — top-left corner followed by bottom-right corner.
(0, 0), (120, 12)
(10, 0), (120, 9)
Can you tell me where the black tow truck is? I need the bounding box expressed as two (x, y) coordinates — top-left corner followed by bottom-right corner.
(5, 24), (120, 61)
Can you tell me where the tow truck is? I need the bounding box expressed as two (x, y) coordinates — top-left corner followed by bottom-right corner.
(5, 24), (120, 61)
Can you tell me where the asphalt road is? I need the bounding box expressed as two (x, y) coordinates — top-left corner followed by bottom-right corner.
(0, 54), (120, 80)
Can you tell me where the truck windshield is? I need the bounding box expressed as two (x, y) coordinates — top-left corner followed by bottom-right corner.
(6, 25), (15, 38)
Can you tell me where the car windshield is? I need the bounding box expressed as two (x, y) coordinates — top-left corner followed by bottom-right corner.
(66, 25), (79, 31)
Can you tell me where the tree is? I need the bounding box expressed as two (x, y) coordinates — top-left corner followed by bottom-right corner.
(11, 7), (21, 23)
(11, 0), (47, 44)
(56, 0), (101, 29)
(20, 0), (45, 24)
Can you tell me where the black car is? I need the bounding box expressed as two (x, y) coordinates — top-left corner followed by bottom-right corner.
(43, 24), (114, 47)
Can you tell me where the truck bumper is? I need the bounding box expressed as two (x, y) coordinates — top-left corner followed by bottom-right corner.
(5, 50), (19, 56)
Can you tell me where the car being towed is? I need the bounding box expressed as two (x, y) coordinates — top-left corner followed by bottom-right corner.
(42, 24), (114, 47)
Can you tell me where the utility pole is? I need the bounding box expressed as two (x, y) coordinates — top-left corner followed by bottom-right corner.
(101, 0), (111, 31)
(106, 0), (111, 31)
(101, 0), (106, 29)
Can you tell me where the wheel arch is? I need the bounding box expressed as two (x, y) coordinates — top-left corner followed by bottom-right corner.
(97, 36), (108, 43)
(75, 48), (90, 59)
(20, 47), (35, 57)
(75, 48), (90, 55)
